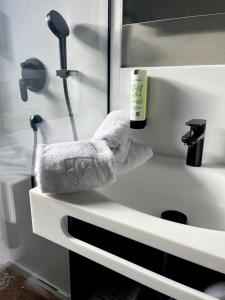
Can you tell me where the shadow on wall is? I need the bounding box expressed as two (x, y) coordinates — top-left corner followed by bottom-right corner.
(0, 11), (14, 62)
(205, 127), (225, 167)
(73, 24), (107, 51)
(72, 24), (107, 95)
(79, 73), (106, 93)
(38, 68), (57, 101)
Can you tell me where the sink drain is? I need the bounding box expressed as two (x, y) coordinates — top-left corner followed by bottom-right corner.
(161, 210), (188, 225)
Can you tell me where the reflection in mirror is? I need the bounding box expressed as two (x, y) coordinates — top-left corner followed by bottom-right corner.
(122, 0), (225, 67)
(123, 0), (225, 24)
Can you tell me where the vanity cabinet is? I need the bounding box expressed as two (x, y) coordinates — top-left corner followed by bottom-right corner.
(30, 188), (225, 300)
(68, 217), (224, 300)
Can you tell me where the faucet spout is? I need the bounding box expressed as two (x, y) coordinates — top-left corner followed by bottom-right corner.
(182, 119), (206, 167)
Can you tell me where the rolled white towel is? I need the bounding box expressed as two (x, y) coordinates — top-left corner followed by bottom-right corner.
(117, 139), (153, 175)
(93, 110), (153, 174)
(92, 110), (130, 162)
(35, 110), (153, 194)
(35, 140), (116, 194)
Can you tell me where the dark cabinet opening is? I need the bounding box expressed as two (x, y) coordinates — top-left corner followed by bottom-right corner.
(68, 217), (225, 299)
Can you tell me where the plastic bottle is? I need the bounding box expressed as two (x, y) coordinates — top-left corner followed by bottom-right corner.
(130, 69), (148, 129)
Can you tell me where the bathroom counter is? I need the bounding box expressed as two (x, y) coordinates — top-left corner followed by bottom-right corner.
(30, 186), (225, 273)
(29, 155), (225, 300)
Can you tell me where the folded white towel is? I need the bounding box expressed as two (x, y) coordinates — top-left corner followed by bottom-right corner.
(35, 140), (116, 194)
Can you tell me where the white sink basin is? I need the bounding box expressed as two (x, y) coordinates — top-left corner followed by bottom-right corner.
(30, 157), (225, 300)
(99, 155), (225, 231)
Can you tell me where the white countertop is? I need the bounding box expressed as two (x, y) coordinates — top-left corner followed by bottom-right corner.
(30, 155), (225, 300)
(30, 181), (225, 274)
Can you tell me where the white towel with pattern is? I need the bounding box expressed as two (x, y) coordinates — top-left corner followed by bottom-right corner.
(35, 140), (116, 194)
(36, 110), (153, 194)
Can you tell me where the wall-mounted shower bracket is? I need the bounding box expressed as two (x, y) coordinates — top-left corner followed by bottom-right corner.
(19, 58), (46, 102)
(56, 69), (79, 79)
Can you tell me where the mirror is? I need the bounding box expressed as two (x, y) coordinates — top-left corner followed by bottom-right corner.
(122, 0), (225, 67)
(123, 0), (225, 24)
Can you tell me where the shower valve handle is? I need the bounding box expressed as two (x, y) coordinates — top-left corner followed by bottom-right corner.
(19, 58), (46, 102)
(19, 78), (29, 102)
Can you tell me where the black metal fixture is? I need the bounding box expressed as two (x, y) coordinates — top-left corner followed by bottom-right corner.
(30, 114), (43, 188)
(182, 119), (206, 167)
(30, 114), (43, 131)
(46, 10), (77, 140)
(161, 210), (188, 224)
(46, 10), (69, 73)
(19, 58), (46, 102)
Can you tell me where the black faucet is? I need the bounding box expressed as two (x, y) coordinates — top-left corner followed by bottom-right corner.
(182, 119), (206, 167)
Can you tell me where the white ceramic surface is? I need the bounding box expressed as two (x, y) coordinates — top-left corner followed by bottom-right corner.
(100, 155), (225, 231)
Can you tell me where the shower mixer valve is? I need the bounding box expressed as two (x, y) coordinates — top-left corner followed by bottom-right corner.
(19, 58), (46, 102)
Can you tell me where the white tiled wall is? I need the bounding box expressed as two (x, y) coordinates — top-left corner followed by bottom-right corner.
(0, 0), (108, 293)
(0, 0), (107, 138)
(117, 66), (225, 165)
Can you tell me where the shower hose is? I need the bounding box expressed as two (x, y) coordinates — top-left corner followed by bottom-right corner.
(62, 77), (78, 141)
(30, 77), (78, 188)
(31, 130), (38, 188)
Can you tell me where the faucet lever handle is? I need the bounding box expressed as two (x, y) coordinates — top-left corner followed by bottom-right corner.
(19, 58), (46, 102)
(19, 78), (29, 102)
(185, 119), (206, 130)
